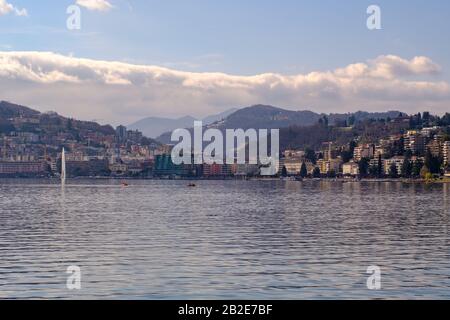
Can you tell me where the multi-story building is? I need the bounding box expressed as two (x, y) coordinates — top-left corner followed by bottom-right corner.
(443, 141), (450, 166)
(316, 159), (327, 174)
(427, 139), (441, 158)
(127, 130), (143, 143)
(322, 142), (340, 161)
(421, 126), (440, 137)
(115, 125), (128, 143)
(235, 164), (259, 176)
(0, 161), (47, 176)
(66, 159), (109, 177)
(342, 162), (359, 176)
(374, 145), (386, 158)
(404, 130), (427, 155)
(327, 158), (343, 174)
(203, 163), (220, 176)
(283, 159), (302, 175)
(110, 163), (128, 175)
(154, 154), (191, 176)
(353, 144), (375, 161)
(203, 163), (233, 176)
(317, 158), (342, 174)
(284, 150), (305, 159)
(383, 156), (405, 175)
(369, 157), (384, 172)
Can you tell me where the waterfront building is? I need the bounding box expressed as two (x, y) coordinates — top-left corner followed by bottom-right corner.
(383, 156), (405, 176)
(327, 158), (343, 174)
(342, 161), (359, 176)
(283, 159), (302, 175)
(221, 164), (233, 176)
(317, 159), (327, 174)
(445, 167), (450, 177)
(203, 163), (222, 176)
(316, 158), (341, 174)
(66, 159), (109, 177)
(235, 164), (259, 176)
(49, 158), (58, 173)
(154, 154), (190, 176)
(305, 161), (316, 175)
(284, 150), (305, 159)
(127, 161), (144, 175)
(110, 163), (128, 175)
(0, 161), (47, 176)
(369, 157), (383, 172)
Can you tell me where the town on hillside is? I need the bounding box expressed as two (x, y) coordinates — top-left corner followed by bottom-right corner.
(1, 101), (450, 180)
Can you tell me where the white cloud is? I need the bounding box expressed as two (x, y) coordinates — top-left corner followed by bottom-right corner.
(0, 0), (26, 16)
(14, 7), (27, 16)
(0, 51), (449, 125)
(76, 0), (113, 11)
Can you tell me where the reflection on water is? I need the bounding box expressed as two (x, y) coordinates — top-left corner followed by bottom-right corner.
(0, 179), (449, 299)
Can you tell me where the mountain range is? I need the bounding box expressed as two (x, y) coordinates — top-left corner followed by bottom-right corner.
(128, 108), (238, 138)
(155, 104), (403, 143)
(0, 100), (116, 137)
(1, 100), (406, 151)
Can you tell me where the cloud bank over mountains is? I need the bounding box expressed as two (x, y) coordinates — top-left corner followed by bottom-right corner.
(0, 51), (449, 125)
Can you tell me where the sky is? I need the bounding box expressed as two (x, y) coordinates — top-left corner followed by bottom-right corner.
(0, 0), (450, 125)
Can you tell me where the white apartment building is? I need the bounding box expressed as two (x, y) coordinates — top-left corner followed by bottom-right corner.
(443, 141), (450, 166)
(383, 156), (405, 175)
(343, 162), (359, 176)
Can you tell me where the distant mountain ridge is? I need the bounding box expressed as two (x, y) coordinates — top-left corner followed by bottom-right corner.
(0, 100), (118, 137)
(0, 101), (40, 119)
(155, 104), (404, 143)
(128, 108), (238, 138)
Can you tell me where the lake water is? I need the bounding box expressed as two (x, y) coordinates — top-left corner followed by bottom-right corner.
(0, 179), (449, 299)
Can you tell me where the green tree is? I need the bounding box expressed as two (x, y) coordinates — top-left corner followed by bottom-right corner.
(340, 150), (353, 163)
(327, 170), (336, 178)
(401, 160), (413, 178)
(348, 115), (356, 126)
(281, 166), (288, 177)
(377, 154), (383, 177)
(312, 167), (321, 178)
(425, 150), (442, 174)
(412, 159), (424, 177)
(300, 162), (308, 178)
(305, 148), (317, 165)
(358, 158), (370, 177)
(349, 140), (357, 155)
(67, 118), (73, 131)
(420, 165), (430, 179)
(369, 165), (378, 177)
(389, 163), (399, 178)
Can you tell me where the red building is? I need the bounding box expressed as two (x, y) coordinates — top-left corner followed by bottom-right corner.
(0, 161), (47, 175)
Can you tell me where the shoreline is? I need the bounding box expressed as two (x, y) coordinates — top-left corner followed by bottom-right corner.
(1, 176), (450, 184)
